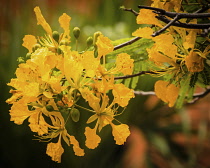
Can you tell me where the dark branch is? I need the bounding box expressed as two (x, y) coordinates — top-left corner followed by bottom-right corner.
(138, 5), (210, 18)
(114, 37), (141, 51)
(138, 5), (210, 37)
(122, 7), (139, 16)
(190, 88), (210, 103)
(156, 15), (210, 29)
(113, 70), (164, 80)
(152, 15), (180, 37)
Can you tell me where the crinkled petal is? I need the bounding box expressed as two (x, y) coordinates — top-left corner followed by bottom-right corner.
(96, 34), (114, 58)
(59, 13), (71, 41)
(132, 27), (153, 39)
(46, 142), (64, 163)
(22, 35), (37, 53)
(69, 136), (85, 156)
(34, 6), (52, 35)
(111, 124), (130, 145)
(84, 127), (101, 149)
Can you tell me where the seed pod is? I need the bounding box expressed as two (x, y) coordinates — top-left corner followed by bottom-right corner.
(52, 31), (60, 42)
(17, 57), (25, 63)
(70, 108), (80, 122)
(26, 53), (31, 59)
(73, 27), (80, 39)
(86, 36), (93, 48)
(46, 105), (54, 112)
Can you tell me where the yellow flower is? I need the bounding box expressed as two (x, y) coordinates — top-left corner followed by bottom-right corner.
(83, 90), (131, 148)
(96, 34), (114, 58)
(34, 6), (52, 36)
(185, 51), (204, 72)
(59, 13), (71, 42)
(151, 0), (181, 12)
(8, 99), (34, 125)
(112, 83), (135, 107)
(111, 123), (130, 145)
(46, 137), (64, 163)
(69, 135), (85, 156)
(22, 35), (37, 53)
(132, 27), (154, 39)
(84, 127), (101, 149)
(137, 9), (163, 27)
(115, 53), (134, 75)
(155, 80), (180, 107)
(29, 112), (48, 136)
(81, 51), (100, 77)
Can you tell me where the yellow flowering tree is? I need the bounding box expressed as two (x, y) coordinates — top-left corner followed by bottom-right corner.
(6, 0), (210, 165)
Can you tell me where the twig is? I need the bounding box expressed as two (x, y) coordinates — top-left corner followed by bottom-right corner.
(138, 5), (210, 37)
(190, 88), (210, 103)
(138, 5), (210, 18)
(122, 7), (139, 16)
(152, 14), (180, 37)
(113, 70), (164, 80)
(134, 88), (210, 105)
(156, 15), (210, 29)
(134, 90), (156, 95)
(114, 37), (141, 51)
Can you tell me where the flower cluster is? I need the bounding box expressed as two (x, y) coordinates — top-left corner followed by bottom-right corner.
(132, 0), (210, 107)
(6, 6), (134, 162)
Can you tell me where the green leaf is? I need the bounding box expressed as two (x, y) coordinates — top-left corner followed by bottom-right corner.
(176, 75), (191, 109)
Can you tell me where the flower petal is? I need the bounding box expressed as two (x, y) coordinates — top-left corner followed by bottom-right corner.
(84, 127), (101, 149)
(111, 124), (130, 145)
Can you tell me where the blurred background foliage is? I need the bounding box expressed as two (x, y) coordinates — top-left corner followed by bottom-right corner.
(1, 0), (210, 168)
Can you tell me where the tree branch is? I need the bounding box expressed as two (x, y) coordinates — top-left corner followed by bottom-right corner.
(134, 88), (210, 105)
(114, 37), (141, 51)
(138, 5), (210, 37)
(121, 7), (139, 16)
(190, 88), (210, 103)
(134, 90), (156, 95)
(138, 5), (210, 18)
(156, 15), (210, 29)
(113, 70), (164, 80)
(152, 14), (181, 37)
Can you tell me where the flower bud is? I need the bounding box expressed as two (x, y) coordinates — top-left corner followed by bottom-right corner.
(70, 108), (80, 122)
(93, 31), (102, 44)
(32, 43), (41, 52)
(26, 53), (31, 59)
(86, 36), (93, 48)
(52, 31), (60, 42)
(59, 40), (68, 46)
(17, 57), (25, 63)
(73, 27), (80, 39)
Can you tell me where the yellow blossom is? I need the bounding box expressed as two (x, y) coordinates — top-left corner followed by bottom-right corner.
(46, 138), (64, 163)
(155, 80), (180, 107)
(29, 112), (48, 136)
(137, 9), (163, 27)
(84, 127), (101, 149)
(112, 83), (135, 107)
(115, 53), (134, 75)
(96, 34), (114, 58)
(69, 136), (85, 156)
(34, 6), (52, 36)
(22, 35), (37, 53)
(9, 99), (34, 125)
(111, 123), (130, 145)
(59, 13), (71, 42)
(185, 51), (204, 72)
(132, 27), (154, 39)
